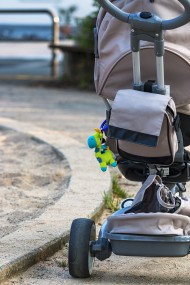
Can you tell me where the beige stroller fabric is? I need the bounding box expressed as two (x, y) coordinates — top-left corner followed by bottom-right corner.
(108, 89), (178, 165)
(95, 0), (190, 109)
(107, 213), (190, 236)
(130, 174), (175, 210)
(107, 175), (190, 236)
(175, 197), (190, 217)
(109, 90), (173, 139)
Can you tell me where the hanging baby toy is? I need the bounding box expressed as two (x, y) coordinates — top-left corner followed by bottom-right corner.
(87, 123), (117, 172)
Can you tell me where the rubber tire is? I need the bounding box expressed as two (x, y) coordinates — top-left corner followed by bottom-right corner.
(68, 218), (96, 278)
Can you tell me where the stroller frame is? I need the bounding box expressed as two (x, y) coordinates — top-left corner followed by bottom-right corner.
(68, 0), (190, 278)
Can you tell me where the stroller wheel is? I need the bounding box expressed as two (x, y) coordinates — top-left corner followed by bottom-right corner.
(68, 218), (96, 278)
(120, 198), (134, 209)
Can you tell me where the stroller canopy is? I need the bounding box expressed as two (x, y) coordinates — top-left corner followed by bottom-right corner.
(94, 0), (190, 107)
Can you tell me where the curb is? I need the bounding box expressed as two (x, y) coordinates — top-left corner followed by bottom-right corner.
(0, 118), (112, 283)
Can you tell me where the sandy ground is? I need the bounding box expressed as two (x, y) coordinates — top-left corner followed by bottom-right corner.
(0, 127), (70, 239)
(1, 84), (190, 284)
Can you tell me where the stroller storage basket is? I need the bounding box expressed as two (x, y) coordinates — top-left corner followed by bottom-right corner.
(107, 233), (190, 257)
(99, 206), (190, 258)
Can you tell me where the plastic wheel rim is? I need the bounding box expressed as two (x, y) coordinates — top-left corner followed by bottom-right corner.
(120, 198), (134, 209)
(88, 242), (94, 275)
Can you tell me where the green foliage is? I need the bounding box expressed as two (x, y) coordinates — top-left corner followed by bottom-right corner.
(92, 0), (100, 16)
(103, 192), (120, 212)
(74, 0), (99, 49)
(56, 259), (67, 268)
(112, 175), (127, 199)
(75, 16), (96, 49)
(103, 174), (129, 212)
(61, 0), (99, 89)
(59, 5), (78, 25)
(93, 0), (99, 6)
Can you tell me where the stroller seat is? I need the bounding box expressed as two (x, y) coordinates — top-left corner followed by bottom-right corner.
(117, 157), (190, 184)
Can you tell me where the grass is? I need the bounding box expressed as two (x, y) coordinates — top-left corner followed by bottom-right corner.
(56, 259), (67, 268)
(112, 175), (127, 198)
(103, 174), (130, 212)
(103, 192), (120, 212)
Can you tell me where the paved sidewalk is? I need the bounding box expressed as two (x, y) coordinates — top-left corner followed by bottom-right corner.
(0, 84), (111, 283)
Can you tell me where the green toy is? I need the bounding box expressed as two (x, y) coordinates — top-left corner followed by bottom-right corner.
(87, 128), (117, 172)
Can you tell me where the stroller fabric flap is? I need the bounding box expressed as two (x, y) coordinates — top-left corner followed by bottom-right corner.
(107, 89), (178, 165)
(129, 174), (176, 212)
(107, 213), (190, 236)
(108, 89), (171, 147)
(107, 175), (190, 236)
(126, 174), (177, 214)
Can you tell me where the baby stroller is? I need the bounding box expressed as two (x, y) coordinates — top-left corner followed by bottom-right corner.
(68, 0), (190, 278)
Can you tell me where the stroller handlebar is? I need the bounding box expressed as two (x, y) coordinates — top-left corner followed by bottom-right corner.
(97, 0), (190, 30)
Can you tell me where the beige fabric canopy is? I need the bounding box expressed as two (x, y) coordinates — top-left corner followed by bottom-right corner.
(95, 0), (190, 110)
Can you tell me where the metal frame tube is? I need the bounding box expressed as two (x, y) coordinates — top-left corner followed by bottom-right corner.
(132, 51), (141, 85)
(0, 9), (60, 78)
(103, 98), (112, 111)
(156, 56), (165, 90)
(97, 0), (190, 31)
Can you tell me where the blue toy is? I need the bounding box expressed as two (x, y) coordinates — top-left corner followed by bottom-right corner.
(87, 128), (117, 172)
